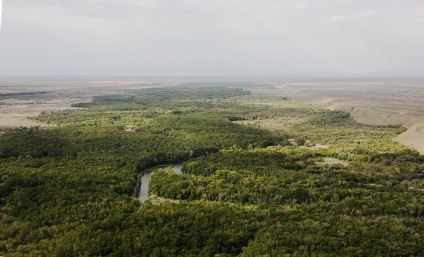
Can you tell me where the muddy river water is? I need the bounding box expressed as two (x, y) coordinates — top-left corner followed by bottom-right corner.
(138, 165), (182, 202)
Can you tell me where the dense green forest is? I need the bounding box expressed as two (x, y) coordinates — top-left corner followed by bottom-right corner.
(0, 86), (423, 256)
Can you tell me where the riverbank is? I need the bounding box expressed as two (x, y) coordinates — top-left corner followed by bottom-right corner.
(135, 164), (183, 202)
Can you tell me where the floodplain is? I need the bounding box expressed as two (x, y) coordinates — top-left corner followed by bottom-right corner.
(0, 77), (423, 256)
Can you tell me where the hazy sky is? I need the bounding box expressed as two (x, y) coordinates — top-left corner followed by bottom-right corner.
(0, 0), (424, 76)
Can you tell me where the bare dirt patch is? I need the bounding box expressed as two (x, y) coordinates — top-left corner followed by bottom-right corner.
(148, 194), (180, 204)
(395, 122), (424, 154)
(317, 157), (348, 167)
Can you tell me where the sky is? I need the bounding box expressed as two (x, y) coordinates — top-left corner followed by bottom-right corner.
(0, 0), (424, 76)
(0, 1), (2, 30)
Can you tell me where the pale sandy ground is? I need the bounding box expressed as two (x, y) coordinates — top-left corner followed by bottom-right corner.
(250, 78), (424, 154)
(0, 77), (179, 129)
(0, 98), (90, 128)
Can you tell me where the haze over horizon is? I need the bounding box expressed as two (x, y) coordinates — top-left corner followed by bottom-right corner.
(0, 0), (424, 76)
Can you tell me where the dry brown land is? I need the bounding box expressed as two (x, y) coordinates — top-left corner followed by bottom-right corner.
(250, 77), (424, 154)
(0, 77), (179, 129)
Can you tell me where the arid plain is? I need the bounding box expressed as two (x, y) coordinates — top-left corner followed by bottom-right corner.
(1, 77), (424, 154)
(260, 77), (424, 154)
(0, 77), (176, 128)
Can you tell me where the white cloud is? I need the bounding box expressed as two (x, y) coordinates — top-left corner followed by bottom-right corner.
(328, 16), (347, 22)
(0, 0), (3, 30)
(0, 0), (424, 75)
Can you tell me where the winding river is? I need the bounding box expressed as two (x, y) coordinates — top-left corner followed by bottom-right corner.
(138, 165), (182, 202)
